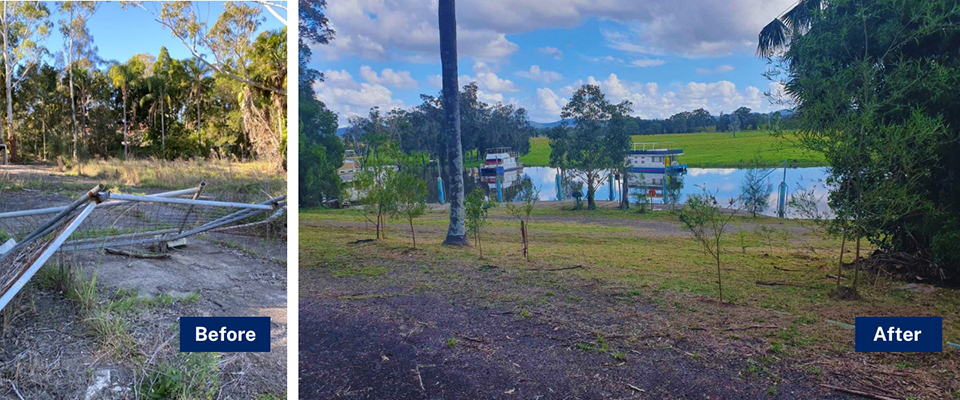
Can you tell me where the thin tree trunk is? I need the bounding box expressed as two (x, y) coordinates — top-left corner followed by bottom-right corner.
(122, 90), (128, 160)
(68, 33), (78, 162)
(410, 219), (416, 248)
(197, 88), (202, 152)
(439, 0), (467, 246)
(478, 233), (483, 259)
(837, 233), (846, 290)
(620, 170), (629, 210)
(716, 236), (723, 303)
(853, 234), (861, 289)
(161, 91), (166, 155)
(2, 4), (14, 163)
(587, 175), (596, 209)
(521, 220), (528, 260)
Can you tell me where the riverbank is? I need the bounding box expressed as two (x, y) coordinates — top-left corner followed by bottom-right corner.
(301, 204), (959, 398)
(520, 130), (827, 168)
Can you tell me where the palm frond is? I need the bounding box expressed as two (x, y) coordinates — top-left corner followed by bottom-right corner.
(758, 18), (789, 57)
(783, 0), (822, 33)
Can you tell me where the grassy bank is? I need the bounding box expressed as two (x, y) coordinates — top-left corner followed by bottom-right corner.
(520, 130), (826, 168)
(302, 205), (959, 397)
(303, 204), (959, 346)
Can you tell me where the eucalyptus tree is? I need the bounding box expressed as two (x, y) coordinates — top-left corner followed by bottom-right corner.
(245, 28), (287, 168)
(132, 1), (285, 96)
(0, 1), (52, 163)
(553, 84), (633, 209)
(57, 1), (98, 161)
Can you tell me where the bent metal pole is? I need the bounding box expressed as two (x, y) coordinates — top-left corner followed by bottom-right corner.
(0, 193), (106, 311)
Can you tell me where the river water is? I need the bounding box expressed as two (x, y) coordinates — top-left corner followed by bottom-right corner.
(429, 166), (832, 218)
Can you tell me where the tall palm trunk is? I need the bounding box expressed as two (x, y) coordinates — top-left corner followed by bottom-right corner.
(160, 89), (166, 155)
(196, 87), (202, 151)
(122, 89), (128, 160)
(439, 0), (467, 245)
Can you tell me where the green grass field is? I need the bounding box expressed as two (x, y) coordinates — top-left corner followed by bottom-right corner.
(519, 130), (826, 168)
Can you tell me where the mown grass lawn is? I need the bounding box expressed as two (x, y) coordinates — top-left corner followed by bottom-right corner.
(302, 205), (960, 342)
(520, 130), (826, 168)
(302, 204), (960, 398)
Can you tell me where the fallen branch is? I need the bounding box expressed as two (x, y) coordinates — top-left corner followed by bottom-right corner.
(756, 281), (816, 289)
(414, 364), (436, 391)
(627, 383), (645, 392)
(820, 384), (897, 400)
(105, 248), (170, 259)
(773, 266), (800, 272)
(5, 380), (24, 400)
(459, 335), (488, 344)
(826, 274), (849, 281)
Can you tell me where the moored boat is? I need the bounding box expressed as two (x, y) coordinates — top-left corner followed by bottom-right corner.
(626, 142), (687, 174)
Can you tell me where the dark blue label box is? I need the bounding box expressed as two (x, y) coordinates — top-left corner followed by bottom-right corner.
(855, 317), (942, 352)
(180, 317), (271, 352)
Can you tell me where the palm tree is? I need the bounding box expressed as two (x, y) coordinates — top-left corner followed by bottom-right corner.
(439, 0), (468, 246)
(757, 0), (824, 57)
(185, 58), (210, 152)
(141, 75), (168, 154)
(109, 58), (144, 160)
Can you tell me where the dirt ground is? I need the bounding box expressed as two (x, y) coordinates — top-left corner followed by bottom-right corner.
(301, 248), (854, 399)
(301, 209), (960, 399)
(0, 168), (287, 399)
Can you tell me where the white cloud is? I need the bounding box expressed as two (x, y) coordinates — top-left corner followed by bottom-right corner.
(516, 65), (563, 83)
(544, 74), (777, 120)
(537, 46), (564, 60)
(318, 0), (520, 62)
(696, 64), (735, 74)
(461, 62), (521, 94)
(477, 90), (505, 103)
(630, 59), (666, 68)
(315, 68), (407, 125)
(427, 75), (443, 88)
(536, 87), (568, 118)
(318, 0), (796, 62)
(358, 65), (418, 89)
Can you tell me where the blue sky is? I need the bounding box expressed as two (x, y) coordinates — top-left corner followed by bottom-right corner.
(44, 2), (285, 66)
(311, 0), (795, 125)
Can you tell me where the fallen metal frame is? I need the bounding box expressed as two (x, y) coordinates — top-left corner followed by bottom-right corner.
(0, 184), (285, 311)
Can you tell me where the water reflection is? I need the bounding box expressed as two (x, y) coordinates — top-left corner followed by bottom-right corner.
(423, 165), (830, 218)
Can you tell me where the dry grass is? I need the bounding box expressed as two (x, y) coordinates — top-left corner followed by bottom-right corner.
(70, 158), (285, 197)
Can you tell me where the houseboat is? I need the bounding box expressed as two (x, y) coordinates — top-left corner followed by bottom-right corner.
(626, 142), (687, 174)
(479, 147), (523, 186)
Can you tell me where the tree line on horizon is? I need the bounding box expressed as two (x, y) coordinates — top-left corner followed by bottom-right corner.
(0, 2), (287, 168)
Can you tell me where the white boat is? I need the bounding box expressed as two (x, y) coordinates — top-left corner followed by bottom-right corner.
(626, 142), (687, 174)
(479, 147), (523, 185)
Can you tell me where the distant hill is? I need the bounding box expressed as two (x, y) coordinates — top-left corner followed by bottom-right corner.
(529, 119), (573, 129)
(769, 108), (795, 116)
(335, 127), (349, 137)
